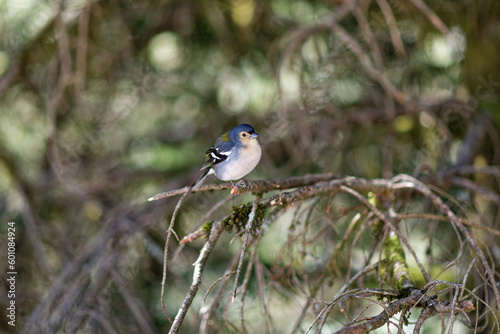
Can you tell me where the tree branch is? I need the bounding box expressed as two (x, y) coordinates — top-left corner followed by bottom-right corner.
(148, 173), (338, 200)
(168, 221), (224, 334)
(334, 289), (474, 334)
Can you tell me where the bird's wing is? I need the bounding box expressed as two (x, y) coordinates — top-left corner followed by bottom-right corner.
(202, 139), (233, 169)
(192, 133), (234, 187)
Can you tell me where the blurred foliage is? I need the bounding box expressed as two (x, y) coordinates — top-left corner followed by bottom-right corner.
(0, 0), (499, 333)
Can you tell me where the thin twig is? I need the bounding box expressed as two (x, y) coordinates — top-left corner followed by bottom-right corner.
(305, 262), (380, 333)
(375, 0), (406, 57)
(450, 176), (500, 205)
(232, 195), (262, 302)
(392, 174), (500, 307)
(200, 253), (240, 334)
(111, 271), (155, 334)
(329, 23), (405, 104)
(408, 0), (449, 35)
(334, 289), (474, 334)
(255, 259), (273, 334)
(168, 221), (224, 334)
(176, 194), (233, 247)
(395, 212), (500, 237)
(161, 188), (191, 321)
(339, 185), (430, 284)
(351, 6), (384, 68)
(74, 0), (91, 100)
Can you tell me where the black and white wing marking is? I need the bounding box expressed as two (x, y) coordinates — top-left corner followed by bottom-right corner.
(192, 136), (233, 187)
(203, 139), (233, 168)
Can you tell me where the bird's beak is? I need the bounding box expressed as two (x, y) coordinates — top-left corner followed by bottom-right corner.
(250, 133), (259, 139)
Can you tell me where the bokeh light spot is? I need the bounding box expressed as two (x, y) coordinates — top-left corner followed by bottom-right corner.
(424, 29), (466, 68)
(232, 0), (255, 28)
(279, 67), (301, 104)
(419, 111), (435, 128)
(217, 69), (249, 114)
(394, 115), (414, 133)
(329, 78), (362, 106)
(148, 32), (182, 71)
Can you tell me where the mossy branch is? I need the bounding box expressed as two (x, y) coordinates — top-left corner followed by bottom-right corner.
(382, 230), (415, 290)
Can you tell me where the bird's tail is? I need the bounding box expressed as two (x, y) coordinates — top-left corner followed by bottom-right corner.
(191, 167), (213, 190)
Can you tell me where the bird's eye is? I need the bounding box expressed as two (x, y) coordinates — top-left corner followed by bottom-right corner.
(242, 133), (247, 137)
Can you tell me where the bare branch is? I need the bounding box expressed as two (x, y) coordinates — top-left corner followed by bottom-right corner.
(168, 221), (224, 334)
(232, 195), (262, 302)
(392, 174), (500, 307)
(334, 289), (474, 334)
(450, 176), (500, 205)
(408, 0), (450, 35)
(148, 173), (338, 200)
(161, 188), (190, 321)
(375, 0), (406, 57)
(329, 23), (405, 105)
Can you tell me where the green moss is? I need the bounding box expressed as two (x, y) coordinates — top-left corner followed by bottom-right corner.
(201, 221), (214, 234)
(383, 232), (415, 290)
(221, 202), (267, 236)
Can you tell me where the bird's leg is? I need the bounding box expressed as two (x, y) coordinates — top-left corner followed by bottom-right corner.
(240, 178), (250, 190)
(230, 179), (250, 195)
(230, 180), (241, 195)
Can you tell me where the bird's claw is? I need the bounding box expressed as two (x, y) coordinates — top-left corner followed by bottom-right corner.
(230, 179), (249, 195)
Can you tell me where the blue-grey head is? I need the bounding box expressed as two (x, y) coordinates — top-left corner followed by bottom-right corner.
(228, 124), (259, 146)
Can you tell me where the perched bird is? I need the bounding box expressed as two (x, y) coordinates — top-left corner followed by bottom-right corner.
(193, 124), (262, 193)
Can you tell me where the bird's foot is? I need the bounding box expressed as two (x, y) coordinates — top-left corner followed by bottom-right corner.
(241, 178), (250, 189)
(230, 179), (249, 195)
(230, 180), (240, 195)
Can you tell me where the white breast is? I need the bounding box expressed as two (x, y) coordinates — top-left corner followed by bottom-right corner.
(214, 141), (261, 181)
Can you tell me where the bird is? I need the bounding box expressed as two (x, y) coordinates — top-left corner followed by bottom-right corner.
(193, 124), (262, 194)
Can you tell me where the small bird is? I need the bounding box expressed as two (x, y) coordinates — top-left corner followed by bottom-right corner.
(193, 124), (262, 194)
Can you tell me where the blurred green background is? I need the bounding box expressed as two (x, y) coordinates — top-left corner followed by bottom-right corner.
(0, 0), (499, 333)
